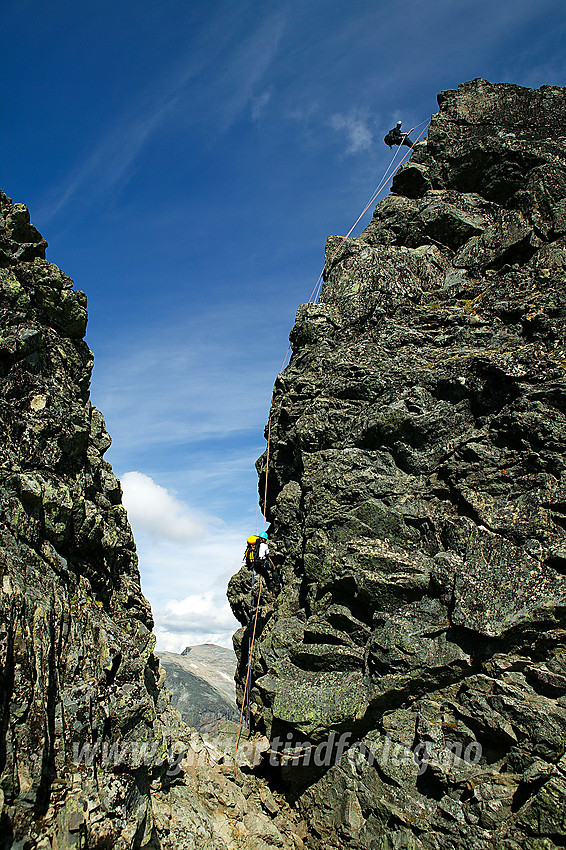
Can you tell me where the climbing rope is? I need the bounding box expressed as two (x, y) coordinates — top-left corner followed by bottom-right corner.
(309, 118), (431, 304)
(259, 341), (291, 532)
(245, 567), (255, 729)
(261, 414), (272, 533)
(234, 575), (263, 773)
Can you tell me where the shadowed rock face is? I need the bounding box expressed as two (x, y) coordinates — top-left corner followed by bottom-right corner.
(0, 188), (171, 846)
(228, 79), (566, 848)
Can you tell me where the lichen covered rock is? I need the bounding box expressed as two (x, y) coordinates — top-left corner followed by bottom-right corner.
(0, 188), (178, 848)
(229, 80), (566, 848)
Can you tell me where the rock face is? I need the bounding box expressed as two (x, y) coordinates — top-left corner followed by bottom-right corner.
(229, 80), (566, 848)
(157, 646), (238, 733)
(0, 187), (161, 847)
(0, 191), (302, 849)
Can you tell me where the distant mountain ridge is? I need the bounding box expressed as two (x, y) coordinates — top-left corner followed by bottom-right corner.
(157, 644), (237, 733)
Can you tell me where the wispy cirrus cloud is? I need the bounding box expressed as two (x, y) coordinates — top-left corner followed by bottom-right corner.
(92, 321), (275, 454)
(251, 88), (274, 122)
(212, 11), (286, 132)
(42, 96), (181, 222)
(38, 5), (286, 222)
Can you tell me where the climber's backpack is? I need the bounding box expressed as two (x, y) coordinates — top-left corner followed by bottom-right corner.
(383, 129), (396, 148)
(245, 535), (262, 567)
(384, 128), (403, 148)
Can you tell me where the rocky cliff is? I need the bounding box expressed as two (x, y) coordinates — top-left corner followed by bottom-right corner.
(0, 188), (162, 846)
(0, 192), (301, 849)
(229, 79), (566, 848)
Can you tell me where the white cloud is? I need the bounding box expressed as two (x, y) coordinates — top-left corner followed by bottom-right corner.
(151, 568), (241, 652)
(121, 471), (207, 542)
(160, 591), (236, 631)
(117, 470), (245, 651)
(330, 108), (374, 154)
(156, 625), (236, 653)
(133, 531), (245, 601)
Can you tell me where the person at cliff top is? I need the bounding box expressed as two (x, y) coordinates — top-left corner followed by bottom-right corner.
(384, 121), (415, 149)
(244, 532), (282, 593)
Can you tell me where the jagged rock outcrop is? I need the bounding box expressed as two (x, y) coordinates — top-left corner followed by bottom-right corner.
(0, 187), (159, 847)
(0, 191), (301, 849)
(229, 80), (566, 848)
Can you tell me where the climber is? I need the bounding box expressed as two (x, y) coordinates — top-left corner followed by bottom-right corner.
(384, 121), (415, 149)
(244, 531), (282, 593)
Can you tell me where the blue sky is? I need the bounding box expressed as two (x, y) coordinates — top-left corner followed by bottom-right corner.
(2, 0), (565, 650)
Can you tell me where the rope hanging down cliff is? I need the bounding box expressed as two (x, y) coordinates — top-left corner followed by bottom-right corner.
(234, 575), (263, 773)
(309, 117), (430, 304)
